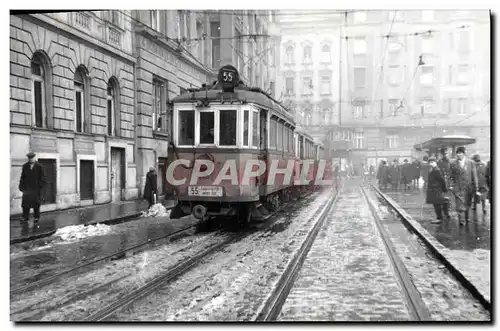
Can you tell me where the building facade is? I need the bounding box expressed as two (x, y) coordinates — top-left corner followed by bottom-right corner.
(277, 10), (490, 170)
(9, 10), (277, 215)
(10, 12), (137, 215)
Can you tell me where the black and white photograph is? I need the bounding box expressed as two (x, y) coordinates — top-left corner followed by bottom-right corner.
(7, 7), (491, 322)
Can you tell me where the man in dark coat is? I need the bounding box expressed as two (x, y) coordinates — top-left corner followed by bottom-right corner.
(144, 167), (158, 209)
(389, 159), (401, 190)
(426, 157), (450, 224)
(450, 147), (479, 225)
(401, 159), (413, 191)
(410, 158), (420, 188)
(472, 154), (488, 214)
(18, 152), (47, 223)
(437, 148), (452, 180)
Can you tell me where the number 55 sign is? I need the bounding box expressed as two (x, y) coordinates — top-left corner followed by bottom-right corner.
(218, 65), (240, 92)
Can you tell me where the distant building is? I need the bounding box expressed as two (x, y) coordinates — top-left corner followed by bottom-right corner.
(277, 10), (490, 168)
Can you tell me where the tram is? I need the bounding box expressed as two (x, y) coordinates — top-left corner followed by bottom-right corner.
(167, 65), (327, 228)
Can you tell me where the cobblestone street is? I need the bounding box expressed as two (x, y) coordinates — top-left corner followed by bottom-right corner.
(279, 184), (410, 321)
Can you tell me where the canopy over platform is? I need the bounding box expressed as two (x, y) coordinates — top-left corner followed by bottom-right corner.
(413, 135), (476, 151)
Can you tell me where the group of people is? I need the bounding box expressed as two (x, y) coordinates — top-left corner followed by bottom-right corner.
(376, 158), (423, 190)
(425, 147), (491, 225)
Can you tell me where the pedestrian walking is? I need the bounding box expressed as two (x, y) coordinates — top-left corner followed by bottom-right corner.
(426, 157), (450, 224)
(472, 154), (488, 214)
(18, 152), (47, 223)
(144, 167), (158, 209)
(450, 147), (479, 225)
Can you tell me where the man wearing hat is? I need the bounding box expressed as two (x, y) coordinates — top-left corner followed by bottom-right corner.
(437, 147), (452, 180)
(472, 154), (488, 214)
(18, 152), (47, 223)
(450, 147), (479, 225)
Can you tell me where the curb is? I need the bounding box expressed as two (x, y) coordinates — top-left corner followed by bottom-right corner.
(370, 185), (491, 313)
(10, 205), (175, 245)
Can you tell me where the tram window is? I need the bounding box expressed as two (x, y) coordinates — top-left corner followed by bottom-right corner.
(252, 111), (259, 148)
(178, 110), (194, 145)
(277, 122), (283, 150)
(200, 112), (215, 144)
(270, 118), (277, 149)
(283, 127), (288, 152)
(220, 110), (237, 146)
(243, 110), (249, 146)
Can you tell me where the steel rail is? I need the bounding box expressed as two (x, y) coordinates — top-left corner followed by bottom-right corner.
(360, 186), (432, 321)
(369, 184), (491, 313)
(11, 224), (198, 296)
(254, 189), (339, 321)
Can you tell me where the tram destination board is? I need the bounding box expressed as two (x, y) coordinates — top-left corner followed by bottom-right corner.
(188, 186), (224, 197)
(218, 65), (240, 92)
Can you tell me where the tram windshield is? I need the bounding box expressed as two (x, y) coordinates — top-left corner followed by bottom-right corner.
(200, 112), (215, 144)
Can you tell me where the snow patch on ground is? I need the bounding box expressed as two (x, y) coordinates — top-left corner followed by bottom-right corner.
(54, 224), (113, 242)
(141, 204), (171, 218)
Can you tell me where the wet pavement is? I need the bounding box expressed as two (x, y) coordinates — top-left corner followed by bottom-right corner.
(10, 213), (197, 290)
(10, 199), (175, 243)
(380, 186), (490, 251)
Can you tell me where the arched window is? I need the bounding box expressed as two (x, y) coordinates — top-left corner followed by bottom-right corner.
(286, 46), (294, 64)
(107, 78), (120, 136)
(74, 66), (90, 133)
(321, 45), (331, 63)
(303, 45), (312, 62)
(31, 53), (46, 128)
(30, 52), (53, 128)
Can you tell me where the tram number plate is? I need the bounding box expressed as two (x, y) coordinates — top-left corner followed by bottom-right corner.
(188, 186), (223, 197)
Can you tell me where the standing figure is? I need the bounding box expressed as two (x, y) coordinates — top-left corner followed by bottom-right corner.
(450, 147), (479, 225)
(426, 157), (450, 224)
(389, 159), (401, 190)
(420, 156), (430, 189)
(144, 167), (158, 209)
(411, 158), (421, 188)
(437, 147), (452, 216)
(401, 159), (413, 191)
(18, 152), (47, 223)
(472, 154), (488, 214)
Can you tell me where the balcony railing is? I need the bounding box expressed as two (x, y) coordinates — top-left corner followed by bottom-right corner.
(75, 12), (91, 30)
(108, 26), (121, 46)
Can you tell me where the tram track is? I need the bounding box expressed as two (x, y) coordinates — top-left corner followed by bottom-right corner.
(82, 191), (325, 322)
(368, 184), (491, 314)
(11, 224), (199, 297)
(254, 188), (338, 321)
(12, 190), (326, 321)
(360, 186), (432, 321)
(256, 183), (433, 321)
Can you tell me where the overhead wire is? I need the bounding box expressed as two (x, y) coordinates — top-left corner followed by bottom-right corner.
(372, 10), (397, 110)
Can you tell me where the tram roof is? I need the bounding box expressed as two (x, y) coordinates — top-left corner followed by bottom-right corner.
(413, 135), (476, 151)
(172, 83), (295, 123)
